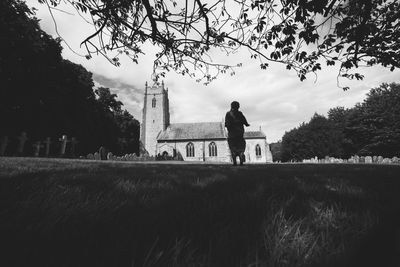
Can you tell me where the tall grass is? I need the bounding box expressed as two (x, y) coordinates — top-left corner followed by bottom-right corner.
(0, 157), (399, 267)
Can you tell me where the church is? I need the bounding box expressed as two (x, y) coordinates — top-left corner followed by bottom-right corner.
(140, 82), (273, 163)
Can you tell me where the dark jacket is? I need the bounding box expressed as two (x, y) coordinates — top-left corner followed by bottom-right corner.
(225, 110), (249, 139)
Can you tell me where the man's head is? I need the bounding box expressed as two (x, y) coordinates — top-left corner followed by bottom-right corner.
(231, 101), (240, 110)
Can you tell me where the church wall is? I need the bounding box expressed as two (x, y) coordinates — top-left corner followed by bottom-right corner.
(244, 138), (273, 163)
(157, 140), (231, 162)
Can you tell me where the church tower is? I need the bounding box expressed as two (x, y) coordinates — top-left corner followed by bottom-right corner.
(140, 81), (170, 156)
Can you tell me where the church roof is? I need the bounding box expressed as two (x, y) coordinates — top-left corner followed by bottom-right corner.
(158, 122), (226, 141)
(157, 123), (267, 141)
(244, 131), (266, 139)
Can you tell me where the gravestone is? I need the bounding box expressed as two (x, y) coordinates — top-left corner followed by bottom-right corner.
(16, 132), (28, 155)
(365, 156), (372, 163)
(43, 137), (52, 157)
(70, 137), (78, 157)
(392, 157), (399, 164)
(33, 141), (44, 157)
(87, 153), (94, 160)
(359, 156), (365, 163)
(59, 135), (70, 157)
(377, 156), (384, 164)
(94, 152), (100, 160)
(373, 156), (378, 163)
(107, 152), (113, 160)
(0, 136), (8, 156)
(353, 155), (360, 163)
(99, 146), (107, 160)
(382, 158), (390, 164)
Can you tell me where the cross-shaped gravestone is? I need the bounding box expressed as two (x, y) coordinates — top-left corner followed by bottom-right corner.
(32, 141), (44, 157)
(43, 137), (52, 157)
(70, 137), (78, 157)
(59, 135), (70, 157)
(0, 136), (9, 156)
(16, 132), (28, 155)
(99, 146), (107, 160)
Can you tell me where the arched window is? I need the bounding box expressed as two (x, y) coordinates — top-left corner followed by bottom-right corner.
(255, 144), (262, 157)
(209, 142), (217, 157)
(186, 142), (195, 157)
(152, 97), (156, 108)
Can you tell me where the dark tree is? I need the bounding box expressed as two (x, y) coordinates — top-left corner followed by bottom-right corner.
(1, 0), (140, 156)
(269, 141), (282, 162)
(281, 113), (344, 161)
(37, 0), (400, 84)
(345, 83), (400, 156)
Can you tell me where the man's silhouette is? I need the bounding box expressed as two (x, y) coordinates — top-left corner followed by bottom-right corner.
(225, 101), (250, 165)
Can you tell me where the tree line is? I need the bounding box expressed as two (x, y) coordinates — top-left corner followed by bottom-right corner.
(271, 83), (400, 162)
(0, 0), (140, 156)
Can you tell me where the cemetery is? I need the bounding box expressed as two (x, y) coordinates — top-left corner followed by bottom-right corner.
(1, 0), (400, 266)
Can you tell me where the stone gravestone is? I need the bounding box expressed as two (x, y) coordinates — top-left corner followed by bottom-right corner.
(87, 153), (94, 160)
(353, 155), (360, 164)
(373, 156), (378, 163)
(16, 132), (28, 156)
(99, 146), (107, 160)
(365, 156), (372, 164)
(107, 152), (113, 160)
(59, 135), (70, 157)
(94, 152), (100, 160)
(359, 156), (365, 163)
(377, 156), (384, 164)
(392, 157), (399, 164)
(0, 136), (9, 156)
(70, 137), (78, 158)
(43, 137), (52, 157)
(32, 141), (44, 157)
(382, 158), (390, 164)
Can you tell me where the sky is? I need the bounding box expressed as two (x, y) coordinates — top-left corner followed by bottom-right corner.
(27, 1), (400, 143)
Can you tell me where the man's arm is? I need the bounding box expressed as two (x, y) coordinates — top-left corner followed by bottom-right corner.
(225, 112), (231, 128)
(240, 112), (250, 127)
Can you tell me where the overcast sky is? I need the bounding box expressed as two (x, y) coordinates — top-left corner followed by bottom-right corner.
(27, 1), (399, 143)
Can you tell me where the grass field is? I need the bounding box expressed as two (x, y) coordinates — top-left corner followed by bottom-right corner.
(1, 157), (399, 267)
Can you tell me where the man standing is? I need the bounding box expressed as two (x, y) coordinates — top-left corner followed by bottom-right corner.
(225, 101), (250, 165)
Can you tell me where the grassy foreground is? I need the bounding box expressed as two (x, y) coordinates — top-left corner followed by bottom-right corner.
(0, 158), (399, 267)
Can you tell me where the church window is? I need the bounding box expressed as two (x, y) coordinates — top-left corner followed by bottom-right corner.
(152, 97), (156, 108)
(186, 142), (195, 157)
(209, 142), (217, 157)
(255, 144), (262, 157)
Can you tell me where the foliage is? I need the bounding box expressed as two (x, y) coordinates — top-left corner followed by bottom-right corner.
(37, 0), (400, 84)
(281, 83), (400, 161)
(345, 83), (400, 156)
(0, 0), (140, 156)
(269, 141), (282, 162)
(95, 87), (141, 155)
(281, 113), (344, 161)
(1, 157), (400, 266)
